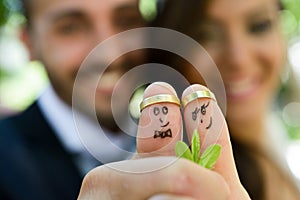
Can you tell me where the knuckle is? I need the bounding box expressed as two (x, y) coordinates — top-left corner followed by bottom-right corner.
(78, 166), (110, 198)
(169, 159), (195, 193)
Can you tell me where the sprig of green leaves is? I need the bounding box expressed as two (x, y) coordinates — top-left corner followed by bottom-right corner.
(175, 129), (221, 169)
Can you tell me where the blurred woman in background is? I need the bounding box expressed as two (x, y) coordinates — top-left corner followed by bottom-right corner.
(151, 0), (300, 199)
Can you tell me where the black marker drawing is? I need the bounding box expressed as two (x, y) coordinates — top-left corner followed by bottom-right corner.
(201, 102), (210, 115)
(191, 102), (213, 130)
(162, 106), (168, 115)
(206, 117), (212, 129)
(153, 106), (172, 139)
(154, 107), (160, 116)
(154, 128), (172, 138)
(192, 107), (200, 121)
(161, 121), (170, 127)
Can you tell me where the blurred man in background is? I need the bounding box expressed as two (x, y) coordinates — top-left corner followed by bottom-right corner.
(0, 0), (146, 199)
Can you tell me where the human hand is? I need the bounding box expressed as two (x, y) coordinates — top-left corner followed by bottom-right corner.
(78, 82), (250, 200)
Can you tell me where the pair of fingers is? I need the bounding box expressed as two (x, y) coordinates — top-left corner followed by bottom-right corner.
(78, 82), (250, 199)
(135, 82), (245, 198)
(137, 82), (220, 157)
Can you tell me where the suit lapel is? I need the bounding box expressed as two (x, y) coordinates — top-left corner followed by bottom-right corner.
(12, 102), (83, 199)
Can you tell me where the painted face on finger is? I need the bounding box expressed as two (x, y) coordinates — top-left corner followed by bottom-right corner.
(137, 100), (182, 154)
(184, 98), (214, 137)
(153, 105), (172, 139)
(191, 101), (213, 130)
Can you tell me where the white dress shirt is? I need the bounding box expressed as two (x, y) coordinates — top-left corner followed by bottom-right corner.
(37, 85), (136, 175)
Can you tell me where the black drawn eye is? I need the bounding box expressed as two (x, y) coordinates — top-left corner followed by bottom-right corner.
(201, 102), (210, 115)
(154, 107), (160, 116)
(201, 105), (206, 115)
(192, 112), (197, 121)
(162, 106), (168, 115)
(192, 107), (200, 121)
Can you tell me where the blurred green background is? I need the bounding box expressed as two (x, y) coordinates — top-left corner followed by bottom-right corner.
(0, 0), (300, 139)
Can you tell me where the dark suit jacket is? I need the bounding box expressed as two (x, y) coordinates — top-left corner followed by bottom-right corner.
(0, 103), (82, 200)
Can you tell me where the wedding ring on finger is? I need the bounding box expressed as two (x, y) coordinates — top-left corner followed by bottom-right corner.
(182, 90), (216, 108)
(140, 94), (181, 112)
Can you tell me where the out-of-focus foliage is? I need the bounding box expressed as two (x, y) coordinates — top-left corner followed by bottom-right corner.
(280, 0), (300, 140)
(139, 0), (158, 22)
(0, 0), (48, 111)
(281, 0), (300, 38)
(0, 0), (22, 27)
(0, 0), (9, 26)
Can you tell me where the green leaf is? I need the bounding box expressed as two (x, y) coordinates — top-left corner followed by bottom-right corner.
(174, 130), (222, 170)
(175, 141), (193, 161)
(199, 144), (221, 169)
(191, 129), (200, 163)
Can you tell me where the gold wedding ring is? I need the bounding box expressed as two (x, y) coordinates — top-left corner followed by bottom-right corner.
(140, 94), (180, 112)
(182, 90), (216, 107)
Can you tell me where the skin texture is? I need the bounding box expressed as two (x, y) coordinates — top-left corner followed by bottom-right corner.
(21, 0), (145, 130)
(79, 157), (230, 200)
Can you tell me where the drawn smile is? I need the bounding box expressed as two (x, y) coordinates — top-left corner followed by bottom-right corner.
(206, 117), (212, 129)
(161, 121), (170, 127)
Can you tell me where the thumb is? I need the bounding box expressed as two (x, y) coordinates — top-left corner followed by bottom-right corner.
(182, 84), (249, 198)
(136, 82), (182, 157)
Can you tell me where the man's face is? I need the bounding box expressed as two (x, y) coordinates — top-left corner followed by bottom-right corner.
(23, 0), (145, 125)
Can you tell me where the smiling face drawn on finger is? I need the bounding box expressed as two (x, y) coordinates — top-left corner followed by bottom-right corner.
(153, 105), (172, 139)
(192, 101), (212, 130)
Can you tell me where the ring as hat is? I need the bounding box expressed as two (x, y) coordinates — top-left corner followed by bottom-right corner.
(140, 94), (180, 112)
(182, 90), (216, 108)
